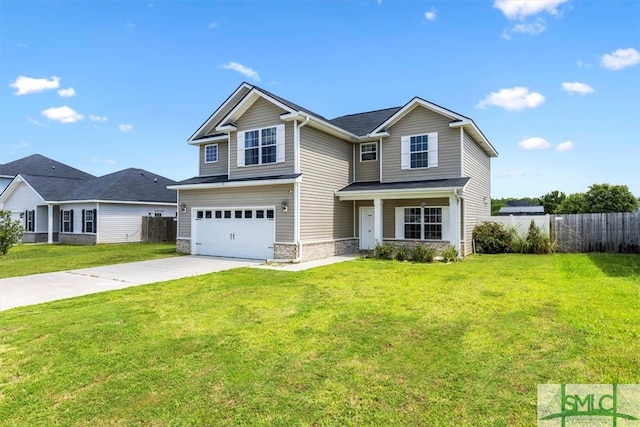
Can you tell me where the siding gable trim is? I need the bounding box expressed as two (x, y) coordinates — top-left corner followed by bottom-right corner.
(370, 97), (463, 135)
(217, 88), (297, 133)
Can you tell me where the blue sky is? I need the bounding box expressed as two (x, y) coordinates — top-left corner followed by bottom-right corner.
(1, 0), (638, 198)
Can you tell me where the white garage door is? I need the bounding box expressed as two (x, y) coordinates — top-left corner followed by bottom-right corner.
(193, 207), (275, 260)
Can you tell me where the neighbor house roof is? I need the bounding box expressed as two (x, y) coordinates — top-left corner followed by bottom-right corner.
(16, 173), (90, 201)
(0, 154), (95, 180)
(68, 168), (177, 203)
(498, 206), (544, 215)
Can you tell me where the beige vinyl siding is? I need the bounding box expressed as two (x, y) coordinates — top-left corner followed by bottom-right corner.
(177, 184), (294, 242)
(382, 106), (461, 182)
(462, 130), (491, 255)
(382, 198), (449, 239)
(300, 126), (353, 241)
(199, 141), (228, 176)
(230, 97), (295, 179)
(198, 85), (252, 137)
(355, 142), (380, 182)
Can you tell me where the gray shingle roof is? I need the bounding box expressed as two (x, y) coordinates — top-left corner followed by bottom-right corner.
(69, 168), (177, 203)
(498, 206), (544, 214)
(18, 174), (89, 201)
(328, 107), (402, 136)
(337, 177), (470, 192)
(0, 154), (94, 180)
(176, 173), (301, 186)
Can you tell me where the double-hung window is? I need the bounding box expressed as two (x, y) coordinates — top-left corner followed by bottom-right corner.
(396, 206), (446, 240)
(360, 143), (377, 162)
(205, 144), (218, 163)
(61, 209), (73, 233)
(25, 210), (35, 232)
(237, 124), (285, 167)
(83, 209), (97, 233)
(400, 132), (438, 170)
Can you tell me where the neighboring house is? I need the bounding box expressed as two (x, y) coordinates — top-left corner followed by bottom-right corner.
(169, 83), (498, 261)
(498, 206), (544, 216)
(0, 154), (177, 244)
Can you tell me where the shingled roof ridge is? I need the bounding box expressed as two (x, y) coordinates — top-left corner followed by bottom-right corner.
(330, 105), (402, 120)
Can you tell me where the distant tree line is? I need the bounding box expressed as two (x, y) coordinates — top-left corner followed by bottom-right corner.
(492, 183), (639, 215)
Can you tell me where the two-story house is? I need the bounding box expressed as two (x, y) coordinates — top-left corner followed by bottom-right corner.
(169, 83), (498, 261)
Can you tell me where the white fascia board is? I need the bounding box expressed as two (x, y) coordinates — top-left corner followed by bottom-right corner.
(49, 200), (177, 206)
(167, 176), (302, 191)
(214, 124), (237, 132)
(335, 187), (461, 201)
(187, 82), (253, 143)
(188, 134), (229, 145)
(281, 112), (361, 142)
(449, 121), (499, 157)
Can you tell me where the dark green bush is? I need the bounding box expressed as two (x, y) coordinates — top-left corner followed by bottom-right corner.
(394, 246), (409, 261)
(373, 243), (395, 260)
(412, 243), (436, 263)
(472, 222), (513, 254)
(524, 220), (553, 254)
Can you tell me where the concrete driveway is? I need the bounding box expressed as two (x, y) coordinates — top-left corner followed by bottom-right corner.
(0, 256), (260, 311)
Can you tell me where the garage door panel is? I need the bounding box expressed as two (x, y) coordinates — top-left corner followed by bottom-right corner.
(193, 208), (275, 260)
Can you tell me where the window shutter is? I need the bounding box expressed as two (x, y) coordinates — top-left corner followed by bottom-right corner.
(441, 206), (450, 241)
(428, 132), (438, 168)
(70, 209), (74, 233)
(93, 209), (97, 233)
(395, 207), (405, 239)
(400, 136), (410, 170)
(82, 209), (85, 233)
(24, 210), (28, 229)
(236, 132), (245, 167)
(276, 124), (286, 163)
(60, 211), (63, 232)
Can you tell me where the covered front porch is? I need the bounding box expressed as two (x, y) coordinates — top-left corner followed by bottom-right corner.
(335, 178), (468, 255)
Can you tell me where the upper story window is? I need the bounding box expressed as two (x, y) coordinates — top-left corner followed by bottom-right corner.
(205, 144), (218, 163)
(400, 132), (438, 170)
(360, 143), (377, 162)
(237, 124), (285, 167)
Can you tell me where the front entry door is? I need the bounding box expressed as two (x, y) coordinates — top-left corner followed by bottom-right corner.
(360, 207), (375, 250)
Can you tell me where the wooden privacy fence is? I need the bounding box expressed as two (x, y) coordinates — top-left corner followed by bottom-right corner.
(141, 216), (177, 243)
(550, 212), (640, 253)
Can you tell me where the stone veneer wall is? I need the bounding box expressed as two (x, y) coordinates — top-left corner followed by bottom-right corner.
(300, 238), (358, 262)
(22, 232), (58, 243)
(382, 239), (450, 254)
(176, 238), (191, 254)
(58, 233), (97, 245)
(273, 242), (298, 260)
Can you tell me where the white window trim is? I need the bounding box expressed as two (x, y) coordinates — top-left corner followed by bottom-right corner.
(400, 132), (438, 170)
(237, 124), (285, 167)
(360, 142), (377, 162)
(395, 206), (449, 241)
(204, 144), (218, 164)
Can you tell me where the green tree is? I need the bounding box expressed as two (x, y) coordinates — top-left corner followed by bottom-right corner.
(0, 210), (24, 255)
(540, 190), (566, 214)
(555, 193), (588, 214)
(584, 183), (638, 213)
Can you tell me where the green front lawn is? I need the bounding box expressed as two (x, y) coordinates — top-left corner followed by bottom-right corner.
(0, 243), (180, 278)
(1, 254), (638, 426)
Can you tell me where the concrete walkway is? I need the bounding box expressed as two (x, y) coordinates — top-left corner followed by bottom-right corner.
(0, 255), (358, 311)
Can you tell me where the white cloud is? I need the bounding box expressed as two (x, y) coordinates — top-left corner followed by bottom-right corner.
(221, 62), (260, 81)
(208, 22), (217, 29)
(503, 19), (546, 39)
(105, 159), (117, 165)
(561, 81), (595, 95)
(10, 75), (60, 95)
(518, 137), (551, 150)
(12, 141), (29, 149)
(118, 123), (134, 133)
(476, 86), (545, 111)
(41, 106), (84, 123)
(576, 60), (592, 69)
(556, 141), (574, 151)
(601, 48), (640, 70)
(502, 169), (526, 177)
(27, 117), (44, 127)
(57, 87), (76, 97)
(18, 42), (28, 48)
(424, 9), (437, 21)
(494, 0), (568, 20)
(89, 114), (109, 122)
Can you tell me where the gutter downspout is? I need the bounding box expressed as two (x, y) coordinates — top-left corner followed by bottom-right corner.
(294, 115), (310, 262)
(453, 188), (462, 258)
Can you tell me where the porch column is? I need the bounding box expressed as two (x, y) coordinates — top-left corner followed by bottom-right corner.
(448, 194), (460, 254)
(47, 204), (54, 244)
(373, 198), (383, 245)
